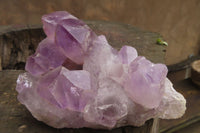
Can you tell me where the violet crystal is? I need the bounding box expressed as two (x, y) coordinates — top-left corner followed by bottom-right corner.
(16, 11), (186, 129)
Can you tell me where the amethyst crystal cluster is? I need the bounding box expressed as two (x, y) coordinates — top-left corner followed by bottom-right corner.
(16, 11), (186, 129)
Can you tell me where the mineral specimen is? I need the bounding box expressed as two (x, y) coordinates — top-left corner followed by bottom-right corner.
(16, 11), (186, 129)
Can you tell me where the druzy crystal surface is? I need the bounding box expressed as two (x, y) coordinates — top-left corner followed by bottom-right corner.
(16, 11), (186, 129)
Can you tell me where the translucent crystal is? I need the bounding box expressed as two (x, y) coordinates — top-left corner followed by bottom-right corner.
(16, 11), (186, 129)
(25, 38), (66, 76)
(124, 56), (168, 108)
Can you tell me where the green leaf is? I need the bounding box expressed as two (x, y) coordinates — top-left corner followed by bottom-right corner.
(156, 38), (168, 46)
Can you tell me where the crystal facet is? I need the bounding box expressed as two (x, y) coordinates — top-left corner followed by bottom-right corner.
(16, 11), (186, 129)
(25, 38), (66, 76)
(124, 56), (168, 109)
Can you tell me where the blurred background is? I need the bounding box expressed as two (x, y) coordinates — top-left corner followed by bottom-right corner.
(0, 0), (200, 65)
(1, 1), (200, 133)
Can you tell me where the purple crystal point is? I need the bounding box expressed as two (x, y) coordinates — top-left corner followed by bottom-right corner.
(42, 11), (77, 40)
(37, 66), (94, 111)
(43, 11), (97, 64)
(25, 38), (66, 76)
(118, 45), (138, 64)
(16, 11), (186, 129)
(55, 18), (97, 64)
(124, 56), (168, 108)
(83, 35), (123, 79)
